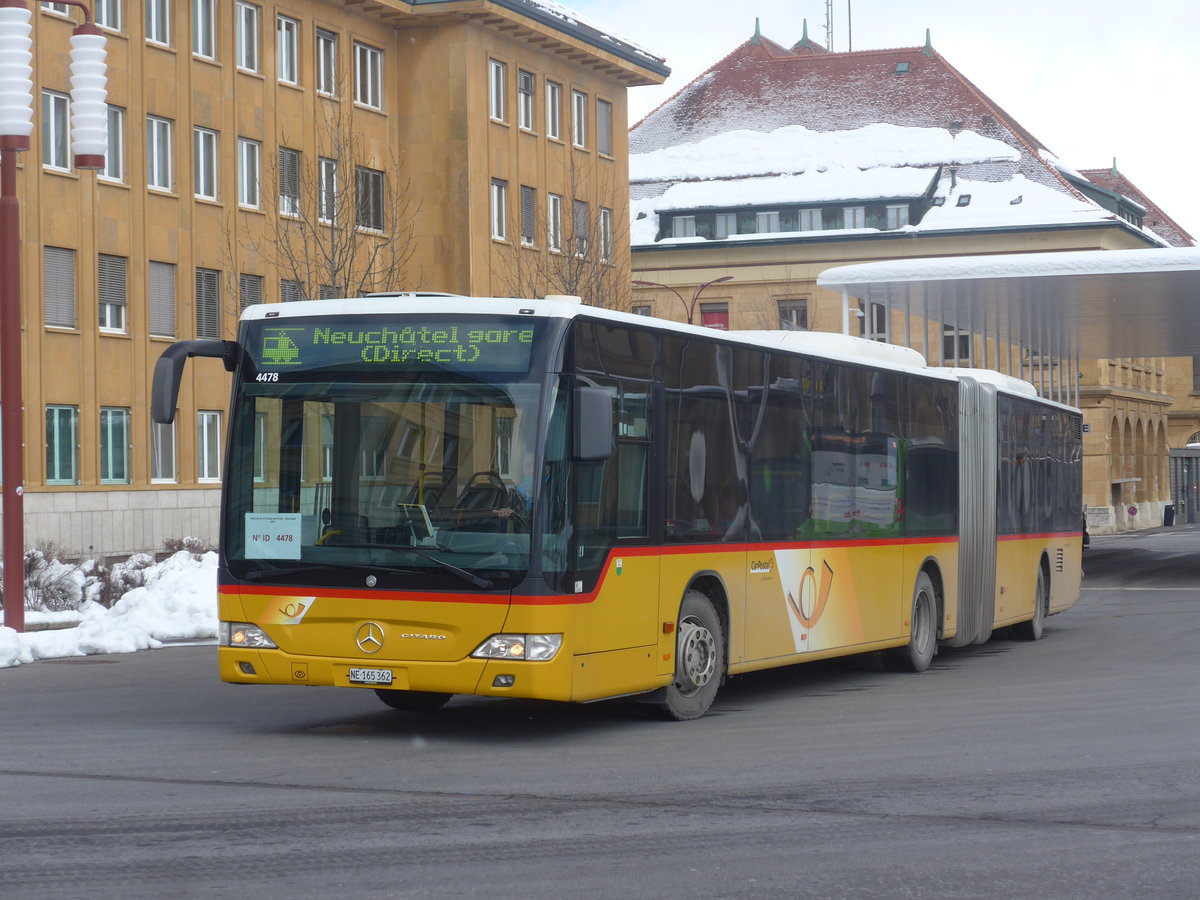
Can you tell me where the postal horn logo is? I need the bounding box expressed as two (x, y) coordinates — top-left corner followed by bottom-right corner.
(787, 560), (834, 629)
(356, 622), (385, 654)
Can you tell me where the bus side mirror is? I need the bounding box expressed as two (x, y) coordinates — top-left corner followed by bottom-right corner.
(573, 386), (613, 461)
(151, 340), (239, 424)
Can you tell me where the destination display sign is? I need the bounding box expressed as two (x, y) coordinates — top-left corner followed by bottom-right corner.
(246, 316), (541, 375)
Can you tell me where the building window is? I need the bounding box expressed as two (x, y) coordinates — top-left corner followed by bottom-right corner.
(278, 146), (300, 216)
(672, 215), (695, 238)
(195, 268), (221, 339)
(714, 213), (737, 238)
(597, 98), (613, 156)
(197, 411), (222, 482)
(147, 115), (172, 191)
(547, 193), (563, 251)
(45, 405), (79, 485)
(844, 206), (866, 228)
(572, 90), (587, 148)
(149, 260), (176, 336)
(942, 323), (971, 364)
(356, 166), (384, 231)
(599, 207), (613, 262)
(489, 59), (506, 121)
(316, 28), (337, 96)
(546, 80), (561, 139)
(235, 2), (260, 72)
(151, 420), (175, 482)
(517, 70), (535, 130)
(98, 254), (127, 332)
(700, 303), (729, 330)
(94, 0), (120, 30)
(318, 157), (337, 223)
(632, 305), (652, 317)
(490, 178), (508, 240)
(319, 284), (338, 300)
(756, 211), (780, 233)
(277, 15), (299, 85)
(193, 0), (216, 59)
(866, 302), (888, 341)
(99, 105), (124, 182)
(146, 0), (169, 46)
(193, 127), (218, 200)
(573, 199), (589, 258)
(519, 185), (536, 247)
(41, 90), (69, 170)
(99, 408), (131, 484)
(886, 204), (910, 229)
(240, 273), (263, 311)
(237, 137), (259, 208)
(281, 279), (304, 303)
(40, 2), (69, 13)
(800, 209), (823, 231)
(778, 299), (808, 330)
(44, 245), (76, 328)
(354, 42), (382, 109)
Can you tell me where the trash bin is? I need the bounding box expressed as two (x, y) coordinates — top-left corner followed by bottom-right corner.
(1164, 504), (1175, 527)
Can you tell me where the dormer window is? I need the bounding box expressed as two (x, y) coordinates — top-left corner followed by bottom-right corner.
(886, 205), (909, 228)
(756, 211), (780, 233)
(894, 61), (910, 74)
(672, 215), (696, 238)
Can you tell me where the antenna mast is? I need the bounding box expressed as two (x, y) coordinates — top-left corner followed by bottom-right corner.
(824, 0), (834, 50)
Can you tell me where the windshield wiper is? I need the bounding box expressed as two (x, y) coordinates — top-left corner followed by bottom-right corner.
(243, 561), (411, 581)
(244, 549), (494, 590)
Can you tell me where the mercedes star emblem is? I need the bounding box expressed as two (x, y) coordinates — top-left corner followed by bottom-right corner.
(356, 622), (385, 654)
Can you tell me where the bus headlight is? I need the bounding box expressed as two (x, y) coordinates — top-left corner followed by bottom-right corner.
(219, 621), (278, 649)
(471, 633), (562, 661)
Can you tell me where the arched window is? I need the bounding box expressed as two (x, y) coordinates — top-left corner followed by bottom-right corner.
(1187, 431), (1200, 448)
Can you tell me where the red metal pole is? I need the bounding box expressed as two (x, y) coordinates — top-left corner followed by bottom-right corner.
(1, 145), (25, 633)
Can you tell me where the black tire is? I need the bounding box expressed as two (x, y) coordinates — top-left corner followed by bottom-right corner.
(884, 572), (938, 673)
(374, 689), (452, 711)
(1013, 565), (1048, 641)
(650, 590), (724, 721)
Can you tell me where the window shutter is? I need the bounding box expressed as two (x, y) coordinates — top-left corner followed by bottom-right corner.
(195, 268), (221, 339)
(239, 273), (263, 311)
(44, 246), (76, 328)
(98, 254), (127, 314)
(278, 146), (300, 212)
(149, 261), (176, 336)
(597, 99), (613, 155)
(520, 185), (536, 244)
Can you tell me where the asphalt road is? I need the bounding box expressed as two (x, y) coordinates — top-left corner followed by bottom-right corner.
(2, 529), (1198, 899)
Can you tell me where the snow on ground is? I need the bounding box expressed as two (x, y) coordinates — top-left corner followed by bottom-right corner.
(0, 550), (218, 669)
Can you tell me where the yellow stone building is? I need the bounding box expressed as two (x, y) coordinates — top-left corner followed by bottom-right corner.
(1, 0), (665, 559)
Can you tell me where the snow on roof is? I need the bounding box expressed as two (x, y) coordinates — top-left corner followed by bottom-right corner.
(649, 166), (939, 213)
(817, 246), (1200, 287)
(523, 0), (665, 67)
(630, 123), (1018, 184)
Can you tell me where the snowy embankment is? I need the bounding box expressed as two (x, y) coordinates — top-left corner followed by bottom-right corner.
(0, 551), (218, 668)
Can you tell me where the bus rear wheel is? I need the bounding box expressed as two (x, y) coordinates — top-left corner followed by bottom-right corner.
(374, 689), (452, 711)
(651, 590), (724, 721)
(1014, 565), (1048, 641)
(885, 572), (937, 673)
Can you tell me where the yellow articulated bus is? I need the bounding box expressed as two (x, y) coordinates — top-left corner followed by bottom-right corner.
(152, 294), (1082, 719)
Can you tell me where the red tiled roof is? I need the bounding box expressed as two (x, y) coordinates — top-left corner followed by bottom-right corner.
(631, 35), (1083, 202)
(1079, 166), (1196, 248)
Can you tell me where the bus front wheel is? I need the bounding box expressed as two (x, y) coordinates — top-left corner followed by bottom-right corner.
(374, 689), (452, 711)
(651, 590), (724, 721)
(885, 573), (938, 673)
(1013, 565), (1048, 641)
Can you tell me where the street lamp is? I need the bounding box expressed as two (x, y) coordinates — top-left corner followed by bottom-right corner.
(1, 0), (106, 633)
(632, 275), (733, 326)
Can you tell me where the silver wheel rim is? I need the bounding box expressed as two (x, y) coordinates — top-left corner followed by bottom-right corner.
(913, 591), (934, 657)
(676, 616), (716, 694)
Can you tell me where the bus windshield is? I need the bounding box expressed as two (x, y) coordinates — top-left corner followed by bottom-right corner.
(223, 319), (550, 591)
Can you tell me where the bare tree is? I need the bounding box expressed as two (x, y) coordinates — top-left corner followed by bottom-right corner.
(494, 150), (632, 311)
(229, 101), (421, 311)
